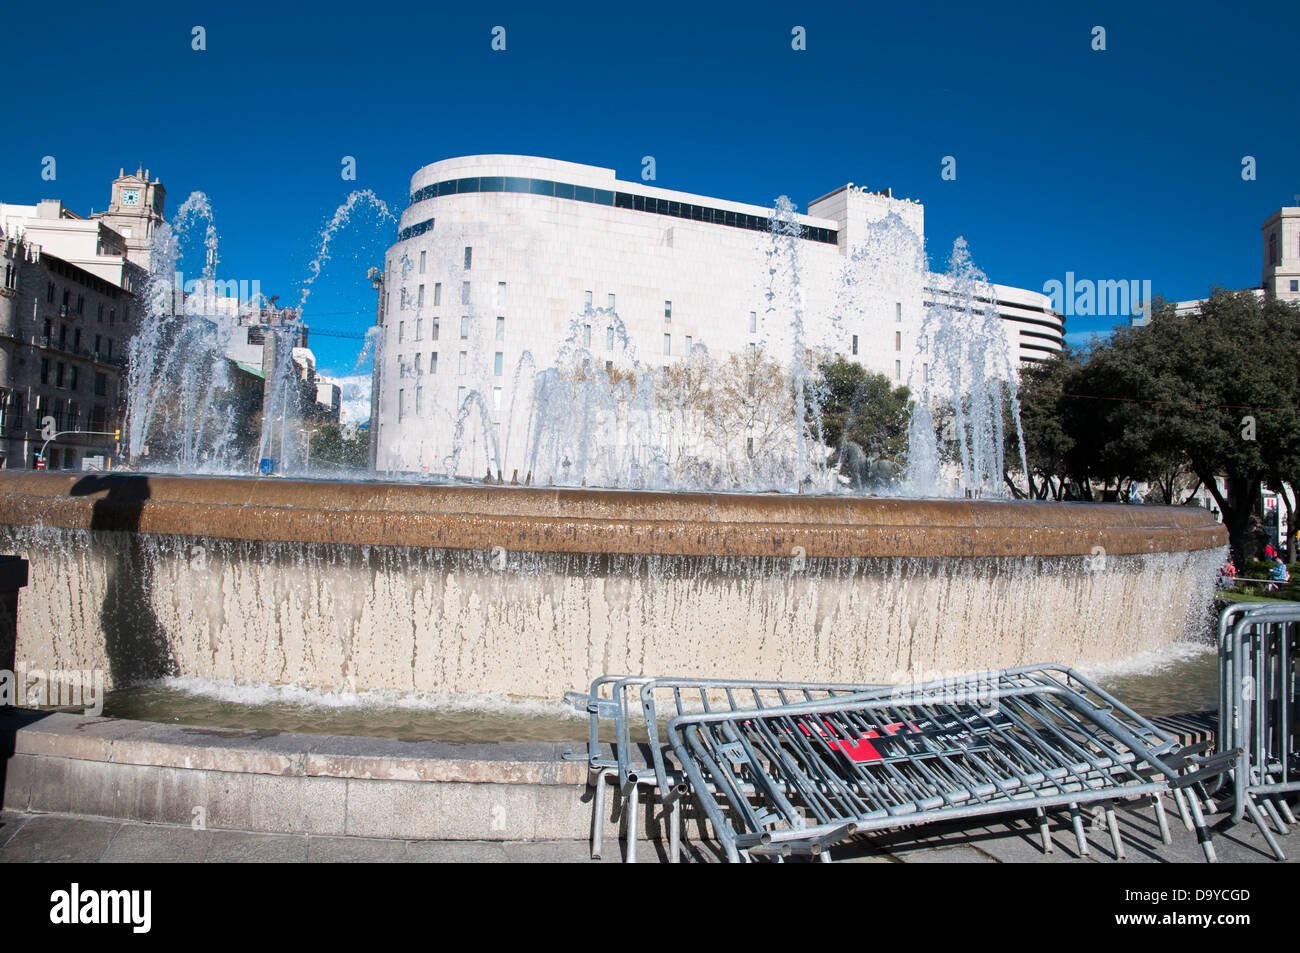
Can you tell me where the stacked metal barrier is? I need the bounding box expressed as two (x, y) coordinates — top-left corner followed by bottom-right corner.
(663, 664), (1234, 862)
(563, 675), (886, 862)
(567, 664), (1247, 862)
(1213, 603), (1300, 859)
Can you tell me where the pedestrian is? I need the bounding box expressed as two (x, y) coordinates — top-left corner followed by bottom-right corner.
(1269, 556), (1290, 591)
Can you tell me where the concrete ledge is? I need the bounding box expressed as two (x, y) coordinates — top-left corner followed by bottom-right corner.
(0, 471), (1227, 557)
(0, 711), (615, 841)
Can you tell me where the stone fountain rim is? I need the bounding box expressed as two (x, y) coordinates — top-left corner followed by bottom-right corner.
(0, 471), (1227, 559)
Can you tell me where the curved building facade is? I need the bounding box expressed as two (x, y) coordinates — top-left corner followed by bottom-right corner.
(371, 155), (1063, 479)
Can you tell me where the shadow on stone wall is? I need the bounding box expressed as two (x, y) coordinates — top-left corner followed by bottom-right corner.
(70, 476), (176, 687)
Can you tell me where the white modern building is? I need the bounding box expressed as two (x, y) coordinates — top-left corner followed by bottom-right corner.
(371, 155), (1063, 480)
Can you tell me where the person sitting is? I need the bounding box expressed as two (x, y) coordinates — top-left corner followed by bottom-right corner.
(1269, 557), (1290, 591)
(1221, 558), (1238, 588)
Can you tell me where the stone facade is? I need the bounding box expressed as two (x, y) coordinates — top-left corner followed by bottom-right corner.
(371, 155), (1063, 479)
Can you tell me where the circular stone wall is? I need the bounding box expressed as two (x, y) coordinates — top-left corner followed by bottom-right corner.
(0, 473), (1227, 696)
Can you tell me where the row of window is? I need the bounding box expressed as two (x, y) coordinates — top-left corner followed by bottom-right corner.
(402, 176), (839, 245)
(396, 385), (506, 420)
(397, 351), (506, 378)
(398, 314), (507, 344)
(0, 387), (112, 433)
(39, 321), (116, 358)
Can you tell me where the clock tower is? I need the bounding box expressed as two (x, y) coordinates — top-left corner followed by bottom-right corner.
(94, 165), (166, 267)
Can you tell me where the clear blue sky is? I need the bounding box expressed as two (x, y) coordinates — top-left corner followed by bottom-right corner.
(3, 0), (1297, 377)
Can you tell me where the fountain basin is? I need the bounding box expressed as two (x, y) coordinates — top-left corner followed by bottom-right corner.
(0, 473), (1226, 697)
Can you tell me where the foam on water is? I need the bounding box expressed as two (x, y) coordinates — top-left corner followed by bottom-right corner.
(147, 674), (583, 718)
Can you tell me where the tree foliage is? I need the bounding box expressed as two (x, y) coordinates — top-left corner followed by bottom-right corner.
(1015, 290), (1300, 561)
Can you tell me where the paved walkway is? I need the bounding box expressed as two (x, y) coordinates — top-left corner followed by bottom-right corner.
(2, 799), (1294, 863)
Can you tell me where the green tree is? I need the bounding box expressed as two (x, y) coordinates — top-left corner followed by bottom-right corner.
(307, 420), (369, 471)
(812, 357), (911, 486)
(1059, 290), (1300, 562)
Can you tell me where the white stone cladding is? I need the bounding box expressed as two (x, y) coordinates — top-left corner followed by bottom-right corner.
(373, 156), (1054, 479)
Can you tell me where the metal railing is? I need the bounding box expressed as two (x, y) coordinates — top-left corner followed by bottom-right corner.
(564, 674), (887, 862)
(1213, 603), (1299, 860)
(662, 665), (1235, 863)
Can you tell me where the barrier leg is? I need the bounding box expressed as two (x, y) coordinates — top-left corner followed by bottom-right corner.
(625, 776), (640, 864)
(1243, 796), (1287, 861)
(1070, 804), (1089, 856)
(1035, 808), (1053, 854)
(1153, 795), (1172, 846)
(1187, 794), (1217, 864)
(1105, 806), (1126, 861)
(591, 769), (611, 860)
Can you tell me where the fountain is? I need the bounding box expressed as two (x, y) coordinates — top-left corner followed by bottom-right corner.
(0, 185), (1227, 704)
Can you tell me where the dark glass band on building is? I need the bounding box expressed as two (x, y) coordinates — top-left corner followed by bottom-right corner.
(400, 176), (838, 245)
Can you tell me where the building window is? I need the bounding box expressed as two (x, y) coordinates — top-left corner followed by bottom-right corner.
(605, 360), (613, 373)
(56, 363), (65, 388)
(461, 282), (470, 305)
(458, 351), (467, 374)
(94, 373), (107, 396)
(664, 300), (672, 321)
(399, 321), (405, 343)
(663, 333), (671, 355)
(583, 324), (591, 347)
(433, 282), (441, 306)
(851, 334), (858, 355)
(496, 316), (505, 340)
(46, 282), (54, 303)
(895, 331), (901, 351)
(97, 303), (104, 323)
(398, 389), (406, 421)
(749, 311), (757, 333)
(497, 282), (506, 307)
(895, 360), (902, 379)
(685, 335), (692, 352)
(414, 353), (423, 375)
(430, 352), (438, 374)
(923, 363), (929, 383)
(40, 359), (50, 385)
(417, 284), (425, 308)
(416, 386), (423, 414)
(607, 293), (615, 311)
(69, 367), (78, 391)
(464, 247), (472, 270)
(584, 290), (592, 309)
(460, 316), (470, 339)
(748, 343), (756, 358)
(1292, 280), (1299, 293)
(896, 302), (902, 322)
(494, 352), (503, 376)
(432, 317), (440, 340)
(606, 326), (614, 350)
(419, 250), (426, 273)
(109, 309), (115, 325)
(458, 386), (467, 408)
(415, 318), (423, 341)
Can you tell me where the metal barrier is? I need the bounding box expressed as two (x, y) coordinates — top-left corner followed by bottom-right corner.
(665, 666), (1234, 863)
(563, 675), (885, 862)
(1214, 603), (1300, 859)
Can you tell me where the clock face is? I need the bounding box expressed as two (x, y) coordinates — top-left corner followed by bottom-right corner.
(122, 189), (140, 206)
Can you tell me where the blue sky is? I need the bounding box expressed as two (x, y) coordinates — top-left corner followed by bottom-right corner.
(3, 0), (1296, 378)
